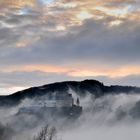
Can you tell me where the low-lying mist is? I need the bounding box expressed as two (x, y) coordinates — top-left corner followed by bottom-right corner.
(1, 90), (140, 140)
(62, 92), (140, 140)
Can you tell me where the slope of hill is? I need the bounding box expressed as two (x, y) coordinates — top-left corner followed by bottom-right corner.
(0, 79), (140, 106)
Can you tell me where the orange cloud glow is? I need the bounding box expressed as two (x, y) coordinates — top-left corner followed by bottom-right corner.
(69, 65), (140, 78)
(0, 0), (139, 31)
(1, 64), (140, 78)
(0, 64), (69, 73)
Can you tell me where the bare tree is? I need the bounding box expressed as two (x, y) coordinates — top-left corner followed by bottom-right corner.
(48, 127), (57, 140)
(33, 125), (57, 140)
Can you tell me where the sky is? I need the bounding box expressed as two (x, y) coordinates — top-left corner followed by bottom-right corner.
(0, 0), (140, 95)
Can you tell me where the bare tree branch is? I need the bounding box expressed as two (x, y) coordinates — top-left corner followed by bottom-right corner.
(33, 125), (57, 140)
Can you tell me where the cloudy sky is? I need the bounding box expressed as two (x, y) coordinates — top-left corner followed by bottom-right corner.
(0, 0), (140, 95)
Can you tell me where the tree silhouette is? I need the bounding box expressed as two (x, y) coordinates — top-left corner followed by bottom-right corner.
(33, 125), (57, 140)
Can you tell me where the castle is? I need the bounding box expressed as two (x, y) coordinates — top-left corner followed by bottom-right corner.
(35, 93), (74, 108)
(19, 93), (81, 116)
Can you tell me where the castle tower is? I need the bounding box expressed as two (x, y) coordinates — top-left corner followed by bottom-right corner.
(76, 98), (80, 106)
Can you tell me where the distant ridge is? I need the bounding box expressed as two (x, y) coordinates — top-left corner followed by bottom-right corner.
(0, 79), (140, 106)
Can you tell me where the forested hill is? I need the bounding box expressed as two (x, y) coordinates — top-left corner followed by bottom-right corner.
(0, 80), (140, 106)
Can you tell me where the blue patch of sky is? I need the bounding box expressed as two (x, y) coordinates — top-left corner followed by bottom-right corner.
(19, 7), (32, 15)
(38, 0), (55, 5)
